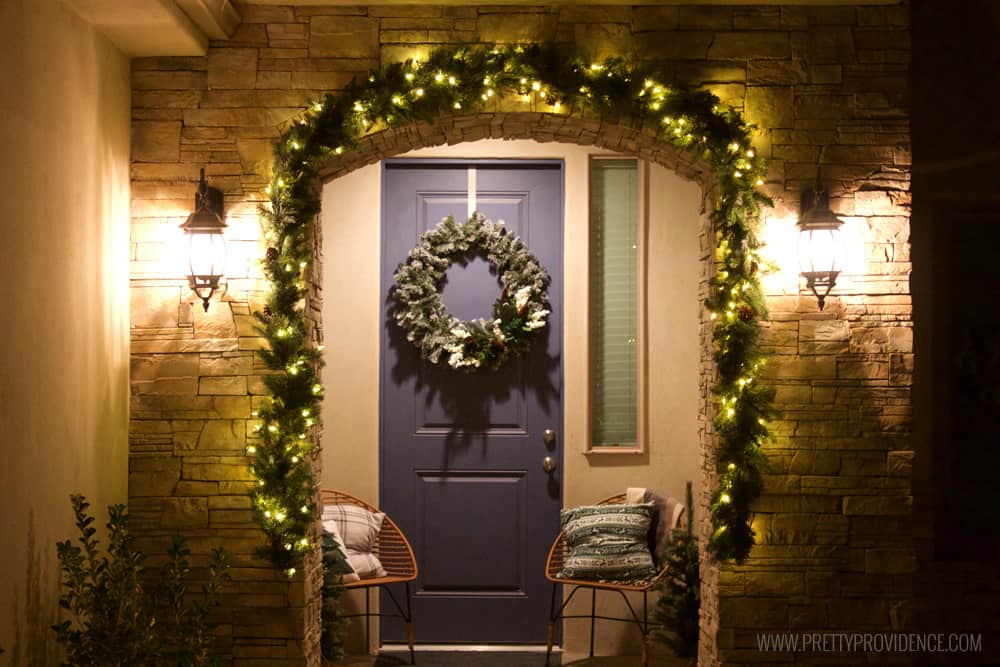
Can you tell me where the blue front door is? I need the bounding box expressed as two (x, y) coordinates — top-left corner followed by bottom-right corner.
(380, 160), (563, 643)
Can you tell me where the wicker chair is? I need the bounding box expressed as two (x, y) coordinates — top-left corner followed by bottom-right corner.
(321, 490), (418, 664)
(544, 493), (681, 667)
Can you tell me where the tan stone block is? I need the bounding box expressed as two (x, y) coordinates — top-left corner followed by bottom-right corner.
(797, 318), (848, 344)
(256, 71), (291, 89)
(748, 60), (808, 85)
(745, 85), (795, 130)
(795, 94), (853, 119)
(266, 22), (308, 45)
(478, 13), (558, 43)
(130, 457), (182, 473)
(290, 71), (355, 91)
(131, 354), (200, 382)
(843, 495), (912, 516)
(631, 7), (678, 31)
(200, 376), (248, 395)
(210, 495), (253, 510)
(678, 6), (732, 29)
(788, 451), (840, 475)
(889, 353), (913, 386)
(211, 510), (256, 524)
(207, 48), (258, 90)
(184, 462), (254, 482)
(840, 452), (886, 476)
(719, 598), (788, 628)
(214, 395), (252, 419)
(309, 16), (378, 58)
(174, 481), (219, 495)
(733, 7), (781, 30)
(132, 338), (240, 354)
(710, 32), (790, 60)
(220, 481), (257, 494)
(131, 470), (179, 496)
(235, 138), (274, 177)
(183, 108), (301, 128)
(827, 599), (889, 628)
(771, 513), (849, 545)
(161, 497), (209, 529)
(805, 26), (857, 65)
(745, 571), (804, 596)
(173, 431), (201, 451)
(865, 547), (916, 574)
(774, 384), (811, 405)
(763, 356), (837, 380)
(198, 419), (247, 451)
(573, 23), (635, 60)
(837, 359), (888, 380)
(133, 70), (207, 90)
(133, 377), (199, 395)
(886, 450), (913, 477)
(200, 355), (253, 377)
(132, 285), (182, 328)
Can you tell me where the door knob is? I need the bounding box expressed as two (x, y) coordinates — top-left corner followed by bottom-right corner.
(543, 428), (556, 445)
(542, 456), (556, 473)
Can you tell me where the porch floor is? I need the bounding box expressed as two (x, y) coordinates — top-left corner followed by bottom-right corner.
(336, 650), (687, 666)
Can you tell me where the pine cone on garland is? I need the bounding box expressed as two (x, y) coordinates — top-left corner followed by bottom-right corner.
(749, 261), (759, 276)
(266, 247), (279, 261)
(738, 305), (755, 323)
(263, 304), (273, 317)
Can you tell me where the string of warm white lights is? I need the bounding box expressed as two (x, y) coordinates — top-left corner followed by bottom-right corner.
(252, 44), (776, 573)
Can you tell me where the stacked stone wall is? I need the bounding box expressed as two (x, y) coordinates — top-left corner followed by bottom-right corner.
(129, 3), (911, 664)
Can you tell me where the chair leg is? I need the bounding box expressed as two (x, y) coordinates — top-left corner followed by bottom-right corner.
(545, 583), (557, 667)
(364, 587), (371, 656)
(405, 581), (415, 665)
(641, 591), (649, 667)
(589, 587), (597, 658)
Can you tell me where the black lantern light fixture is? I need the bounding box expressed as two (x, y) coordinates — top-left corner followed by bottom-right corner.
(797, 180), (845, 310)
(180, 168), (227, 311)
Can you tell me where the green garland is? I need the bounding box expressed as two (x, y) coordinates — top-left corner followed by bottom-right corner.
(392, 213), (550, 372)
(254, 43), (775, 574)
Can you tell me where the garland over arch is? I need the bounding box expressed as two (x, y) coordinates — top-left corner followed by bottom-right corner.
(252, 43), (777, 574)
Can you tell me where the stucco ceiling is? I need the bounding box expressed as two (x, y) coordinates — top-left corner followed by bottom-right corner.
(244, 0), (901, 4)
(63, 0), (239, 56)
(65, 0), (903, 57)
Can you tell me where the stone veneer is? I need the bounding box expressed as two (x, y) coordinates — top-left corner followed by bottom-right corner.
(129, 3), (912, 665)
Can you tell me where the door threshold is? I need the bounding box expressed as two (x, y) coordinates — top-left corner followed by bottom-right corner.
(381, 644), (561, 653)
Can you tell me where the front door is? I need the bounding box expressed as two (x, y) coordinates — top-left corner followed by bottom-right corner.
(380, 160), (563, 643)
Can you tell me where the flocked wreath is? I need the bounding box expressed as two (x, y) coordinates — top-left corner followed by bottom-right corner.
(393, 213), (549, 371)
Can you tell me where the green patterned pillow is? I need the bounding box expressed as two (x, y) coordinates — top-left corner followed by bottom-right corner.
(557, 503), (656, 581)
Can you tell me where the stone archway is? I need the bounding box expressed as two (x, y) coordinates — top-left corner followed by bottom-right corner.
(309, 111), (725, 661)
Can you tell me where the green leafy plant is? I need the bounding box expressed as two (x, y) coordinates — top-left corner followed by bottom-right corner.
(654, 482), (700, 661)
(320, 533), (349, 661)
(52, 495), (230, 667)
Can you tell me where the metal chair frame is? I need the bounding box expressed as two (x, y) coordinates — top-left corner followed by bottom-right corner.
(321, 489), (419, 664)
(543, 493), (673, 667)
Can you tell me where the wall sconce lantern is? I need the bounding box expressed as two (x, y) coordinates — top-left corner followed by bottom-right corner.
(797, 184), (845, 310)
(180, 168), (227, 311)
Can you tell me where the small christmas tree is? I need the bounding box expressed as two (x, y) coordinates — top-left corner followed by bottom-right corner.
(653, 481), (700, 661)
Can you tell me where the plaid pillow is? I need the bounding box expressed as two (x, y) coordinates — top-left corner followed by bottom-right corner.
(322, 504), (385, 553)
(557, 503), (656, 581)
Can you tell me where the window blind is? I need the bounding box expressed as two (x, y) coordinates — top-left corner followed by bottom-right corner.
(589, 159), (638, 447)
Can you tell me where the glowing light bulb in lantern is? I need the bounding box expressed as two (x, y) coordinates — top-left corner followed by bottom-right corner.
(179, 168), (227, 311)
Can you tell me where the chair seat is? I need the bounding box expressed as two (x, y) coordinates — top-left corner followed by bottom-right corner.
(321, 489), (418, 664)
(543, 492), (675, 667)
(342, 573), (416, 589)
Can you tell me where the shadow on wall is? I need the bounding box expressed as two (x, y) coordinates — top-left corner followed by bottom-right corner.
(11, 511), (57, 666)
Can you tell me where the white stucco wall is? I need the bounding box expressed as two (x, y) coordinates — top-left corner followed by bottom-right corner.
(0, 0), (131, 661)
(320, 139), (702, 656)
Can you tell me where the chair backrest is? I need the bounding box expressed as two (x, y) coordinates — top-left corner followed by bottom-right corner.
(320, 489), (417, 579)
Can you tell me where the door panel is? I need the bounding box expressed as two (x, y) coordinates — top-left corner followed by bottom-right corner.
(380, 161), (563, 643)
